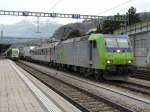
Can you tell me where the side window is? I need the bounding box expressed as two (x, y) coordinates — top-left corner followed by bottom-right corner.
(93, 40), (97, 48)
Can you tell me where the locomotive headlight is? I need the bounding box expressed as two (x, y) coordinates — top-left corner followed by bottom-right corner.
(128, 60), (132, 64)
(116, 49), (121, 53)
(107, 60), (111, 64)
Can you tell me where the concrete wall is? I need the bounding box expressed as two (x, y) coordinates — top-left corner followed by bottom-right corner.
(114, 21), (150, 67)
(130, 32), (150, 67)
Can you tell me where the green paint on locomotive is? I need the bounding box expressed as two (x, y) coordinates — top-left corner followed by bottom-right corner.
(89, 34), (134, 70)
(89, 34), (106, 69)
(106, 52), (133, 65)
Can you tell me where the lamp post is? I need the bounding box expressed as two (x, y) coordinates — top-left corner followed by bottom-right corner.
(1, 30), (3, 40)
(0, 24), (4, 40)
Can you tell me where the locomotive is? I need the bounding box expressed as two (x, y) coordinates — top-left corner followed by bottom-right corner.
(28, 33), (133, 81)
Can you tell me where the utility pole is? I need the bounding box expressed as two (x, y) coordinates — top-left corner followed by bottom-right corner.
(1, 30), (3, 40)
(35, 16), (42, 45)
(36, 16), (41, 34)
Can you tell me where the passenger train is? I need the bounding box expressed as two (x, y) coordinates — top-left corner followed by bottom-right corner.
(25, 33), (134, 81)
(7, 48), (20, 60)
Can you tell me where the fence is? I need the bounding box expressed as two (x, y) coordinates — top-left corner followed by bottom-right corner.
(114, 21), (150, 35)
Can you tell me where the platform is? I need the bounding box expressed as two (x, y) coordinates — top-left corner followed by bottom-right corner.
(0, 59), (81, 112)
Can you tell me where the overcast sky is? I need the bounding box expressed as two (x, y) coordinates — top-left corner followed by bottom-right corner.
(0, 0), (150, 25)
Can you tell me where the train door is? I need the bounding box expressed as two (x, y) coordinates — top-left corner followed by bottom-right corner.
(146, 48), (150, 67)
(89, 40), (98, 68)
(49, 48), (51, 61)
(49, 48), (54, 62)
(89, 40), (93, 67)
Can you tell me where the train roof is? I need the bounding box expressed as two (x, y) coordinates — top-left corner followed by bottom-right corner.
(30, 34), (129, 50)
(102, 34), (129, 38)
(61, 34), (129, 44)
(32, 42), (58, 50)
(88, 34), (128, 40)
(11, 48), (19, 51)
(61, 35), (89, 44)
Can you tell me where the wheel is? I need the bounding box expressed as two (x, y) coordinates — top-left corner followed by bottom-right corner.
(94, 74), (99, 81)
(94, 70), (103, 81)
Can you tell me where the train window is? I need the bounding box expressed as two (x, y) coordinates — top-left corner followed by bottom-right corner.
(46, 49), (48, 54)
(44, 49), (46, 55)
(42, 49), (44, 55)
(117, 38), (129, 48)
(105, 38), (118, 48)
(47, 48), (49, 54)
(45, 49), (47, 55)
(93, 40), (97, 48)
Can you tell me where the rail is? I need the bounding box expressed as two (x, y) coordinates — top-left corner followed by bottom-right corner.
(17, 61), (134, 112)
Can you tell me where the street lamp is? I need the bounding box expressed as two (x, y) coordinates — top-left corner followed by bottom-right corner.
(0, 24), (4, 40)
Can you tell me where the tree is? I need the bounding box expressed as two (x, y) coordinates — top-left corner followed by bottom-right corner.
(126, 6), (140, 25)
(67, 29), (81, 38)
(96, 24), (103, 33)
(96, 13), (122, 34)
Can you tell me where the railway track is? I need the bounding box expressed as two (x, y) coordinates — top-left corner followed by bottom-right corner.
(131, 70), (150, 81)
(53, 66), (150, 96)
(106, 81), (150, 96)
(20, 60), (150, 96)
(16, 61), (133, 112)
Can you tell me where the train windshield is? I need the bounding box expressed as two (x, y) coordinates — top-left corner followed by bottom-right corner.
(105, 38), (118, 48)
(12, 49), (19, 55)
(117, 38), (129, 48)
(105, 38), (129, 48)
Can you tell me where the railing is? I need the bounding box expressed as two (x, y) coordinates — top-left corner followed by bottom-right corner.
(114, 21), (150, 35)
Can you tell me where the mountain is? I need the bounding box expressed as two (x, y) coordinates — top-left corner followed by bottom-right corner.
(52, 20), (99, 40)
(1, 20), (62, 42)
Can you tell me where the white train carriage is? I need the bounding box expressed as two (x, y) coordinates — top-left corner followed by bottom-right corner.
(30, 47), (49, 63)
(21, 46), (35, 60)
(30, 43), (57, 63)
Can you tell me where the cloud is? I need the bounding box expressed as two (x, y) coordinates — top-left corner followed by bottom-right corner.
(0, 0), (149, 24)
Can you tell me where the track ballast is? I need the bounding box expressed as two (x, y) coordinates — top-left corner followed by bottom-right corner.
(16, 61), (133, 112)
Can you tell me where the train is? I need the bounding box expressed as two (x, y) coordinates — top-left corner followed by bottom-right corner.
(23, 33), (134, 81)
(7, 48), (20, 60)
(20, 46), (35, 61)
